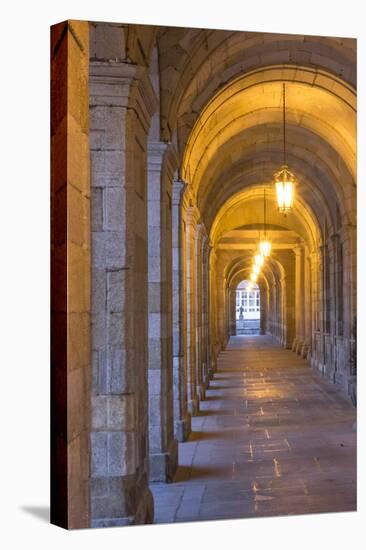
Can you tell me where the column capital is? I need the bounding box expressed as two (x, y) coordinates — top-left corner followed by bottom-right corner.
(164, 143), (179, 179)
(209, 247), (218, 263)
(329, 232), (340, 244)
(195, 222), (208, 242)
(186, 205), (201, 227)
(172, 178), (188, 205)
(292, 244), (304, 257)
(148, 140), (168, 166)
(309, 249), (319, 266)
(148, 141), (178, 179)
(339, 223), (356, 245)
(90, 61), (158, 132)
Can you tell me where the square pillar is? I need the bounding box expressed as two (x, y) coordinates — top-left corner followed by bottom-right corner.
(147, 142), (178, 480)
(51, 20), (91, 530)
(89, 32), (157, 526)
(172, 180), (191, 441)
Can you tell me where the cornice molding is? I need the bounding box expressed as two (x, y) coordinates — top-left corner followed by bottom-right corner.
(89, 61), (158, 133)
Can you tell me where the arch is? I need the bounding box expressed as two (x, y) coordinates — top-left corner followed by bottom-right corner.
(198, 123), (355, 229)
(183, 66), (355, 181)
(157, 29), (356, 143)
(210, 188), (320, 256)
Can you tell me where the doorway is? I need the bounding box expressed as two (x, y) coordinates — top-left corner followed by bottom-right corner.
(235, 280), (260, 335)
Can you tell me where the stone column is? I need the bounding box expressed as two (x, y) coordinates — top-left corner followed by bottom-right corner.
(89, 37), (157, 526)
(333, 235), (344, 338)
(309, 250), (321, 370)
(51, 20), (91, 529)
(280, 251), (296, 348)
(331, 233), (346, 387)
(293, 245), (305, 354)
(267, 281), (275, 337)
(208, 247), (218, 377)
(201, 238), (210, 388)
(320, 244), (327, 333)
(217, 277), (227, 349)
(340, 224), (356, 341)
(172, 180), (191, 441)
(259, 282), (267, 334)
(279, 278), (286, 345)
(185, 205), (201, 415)
(301, 247), (312, 358)
(225, 284), (231, 342)
(323, 235), (337, 381)
(339, 224), (356, 399)
(229, 287), (237, 335)
(214, 253), (229, 351)
(147, 142), (178, 481)
(319, 244), (327, 372)
(328, 235), (338, 338)
(194, 224), (205, 401)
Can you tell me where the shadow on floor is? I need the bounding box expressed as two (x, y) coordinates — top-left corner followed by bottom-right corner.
(20, 506), (50, 523)
(174, 464), (232, 482)
(197, 409), (231, 417)
(188, 430), (234, 441)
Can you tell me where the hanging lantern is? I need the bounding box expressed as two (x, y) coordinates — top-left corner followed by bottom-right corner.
(258, 189), (272, 257)
(250, 272), (258, 283)
(254, 254), (264, 268)
(252, 264), (260, 275)
(274, 165), (295, 214)
(273, 83), (296, 215)
(259, 240), (271, 257)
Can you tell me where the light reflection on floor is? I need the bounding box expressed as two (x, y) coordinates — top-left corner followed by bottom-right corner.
(151, 335), (356, 524)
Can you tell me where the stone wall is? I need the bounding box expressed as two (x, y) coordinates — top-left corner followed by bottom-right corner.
(89, 23), (157, 527)
(147, 142), (178, 481)
(51, 22), (356, 529)
(51, 20), (91, 529)
(172, 180), (191, 441)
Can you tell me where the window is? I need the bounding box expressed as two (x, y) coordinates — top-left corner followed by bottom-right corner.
(235, 281), (260, 321)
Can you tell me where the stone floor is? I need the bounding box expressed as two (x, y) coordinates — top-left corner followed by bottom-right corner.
(151, 335), (356, 524)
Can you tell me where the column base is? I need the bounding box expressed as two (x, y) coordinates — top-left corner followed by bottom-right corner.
(91, 473), (154, 528)
(149, 439), (178, 482)
(295, 340), (304, 355)
(188, 396), (200, 416)
(323, 363), (336, 383)
(174, 413), (191, 442)
(196, 383), (206, 402)
(347, 376), (357, 407)
(311, 358), (325, 376)
(209, 355), (217, 379)
(202, 369), (210, 390)
(300, 342), (310, 358)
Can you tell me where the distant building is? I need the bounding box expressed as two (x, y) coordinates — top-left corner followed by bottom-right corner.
(236, 280), (260, 320)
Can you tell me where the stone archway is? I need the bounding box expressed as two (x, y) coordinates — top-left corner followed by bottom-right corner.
(234, 280), (261, 335)
(51, 21), (357, 529)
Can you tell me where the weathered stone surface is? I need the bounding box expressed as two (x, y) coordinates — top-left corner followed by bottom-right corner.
(153, 336), (356, 524)
(89, 23), (158, 528)
(53, 22), (356, 529)
(51, 19), (91, 530)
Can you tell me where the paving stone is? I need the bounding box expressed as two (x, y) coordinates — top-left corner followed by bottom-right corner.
(153, 336), (356, 523)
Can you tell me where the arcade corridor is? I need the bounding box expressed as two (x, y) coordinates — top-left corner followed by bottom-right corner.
(152, 336), (356, 523)
(51, 21), (357, 528)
